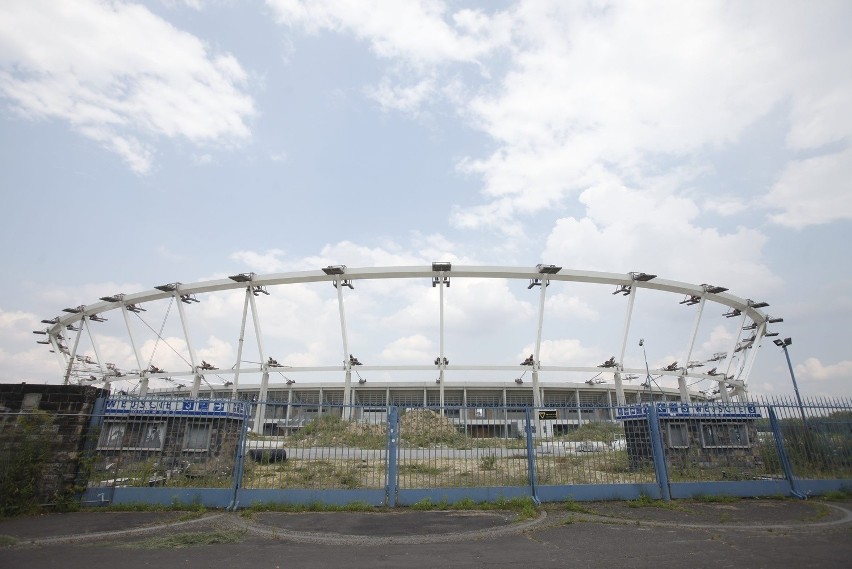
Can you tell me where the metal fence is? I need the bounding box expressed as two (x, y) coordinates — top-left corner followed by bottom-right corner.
(2, 395), (850, 509)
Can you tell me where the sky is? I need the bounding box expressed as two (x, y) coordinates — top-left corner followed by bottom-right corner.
(0, 0), (850, 400)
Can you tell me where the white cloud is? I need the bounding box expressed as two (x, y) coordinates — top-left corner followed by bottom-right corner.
(367, 76), (436, 115)
(765, 148), (852, 228)
(265, 0), (511, 65)
(0, 0), (255, 173)
(380, 334), (433, 363)
(795, 357), (852, 383)
(521, 338), (602, 367)
(542, 181), (779, 292)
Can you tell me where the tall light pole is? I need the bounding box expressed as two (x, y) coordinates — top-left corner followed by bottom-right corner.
(774, 337), (807, 425)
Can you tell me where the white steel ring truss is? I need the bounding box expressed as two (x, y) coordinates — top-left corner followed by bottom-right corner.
(35, 265), (777, 408)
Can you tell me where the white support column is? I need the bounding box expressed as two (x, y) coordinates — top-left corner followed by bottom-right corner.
(285, 388), (293, 436)
(249, 288), (270, 430)
(678, 296), (706, 404)
(738, 321), (766, 398)
(532, 275), (549, 437)
(615, 285), (638, 406)
(49, 333), (67, 374)
(120, 303), (147, 395)
(718, 379), (731, 403)
(438, 272), (446, 414)
(335, 277), (352, 417)
(175, 289), (201, 397)
(83, 316), (108, 377)
(721, 311), (749, 398)
(575, 388), (582, 426)
(248, 289), (267, 363)
(63, 324), (84, 386)
(677, 376), (690, 403)
(232, 289), (251, 398)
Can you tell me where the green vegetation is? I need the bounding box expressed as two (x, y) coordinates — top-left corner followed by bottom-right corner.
(626, 494), (683, 510)
(0, 535), (18, 548)
(557, 422), (623, 445)
(479, 454), (497, 471)
(562, 497), (593, 514)
(818, 488), (852, 501)
(0, 412), (55, 517)
(409, 496), (539, 520)
(690, 494), (739, 503)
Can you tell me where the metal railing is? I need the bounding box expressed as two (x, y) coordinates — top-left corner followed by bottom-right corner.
(2, 395), (850, 509)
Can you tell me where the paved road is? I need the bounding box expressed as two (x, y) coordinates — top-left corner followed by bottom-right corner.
(1, 499), (850, 569)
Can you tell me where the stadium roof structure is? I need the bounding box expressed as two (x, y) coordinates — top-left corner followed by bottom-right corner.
(35, 265), (777, 409)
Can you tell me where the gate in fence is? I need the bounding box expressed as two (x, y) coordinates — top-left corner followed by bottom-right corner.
(5, 395), (846, 509)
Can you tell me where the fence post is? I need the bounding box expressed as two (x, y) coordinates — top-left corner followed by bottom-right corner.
(524, 407), (541, 504)
(647, 404), (671, 501)
(386, 406), (399, 508)
(229, 400), (251, 511)
(767, 406), (806, 499)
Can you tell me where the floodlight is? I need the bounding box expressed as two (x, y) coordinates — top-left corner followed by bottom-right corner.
(99, 294), (123, 302)
(536, 264), (562, 274)
(630, 272), (657, 281)
(322, 265), (346, 275)
(747, 299), (769, 309)
(62, 306), (84, 313)
(702, 284), (728, 294)
(229, 272), (254, 282)
(432, 262), (452, 272)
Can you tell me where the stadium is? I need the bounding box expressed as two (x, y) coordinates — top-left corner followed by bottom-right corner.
(32, 264), (780, 435)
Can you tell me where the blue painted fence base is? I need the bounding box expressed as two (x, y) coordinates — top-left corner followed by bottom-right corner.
(237, 488), (388, 508)
(83, 486), (235, 509)
(396, 486), (532, 507)
(669, 480), (791, 500)
(537, 483), (662, 502)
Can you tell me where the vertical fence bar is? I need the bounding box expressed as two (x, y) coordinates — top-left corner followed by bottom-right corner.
(525, 407), (540, 504)
(647, 404), (671, 501)
(386, 406), (399, 507)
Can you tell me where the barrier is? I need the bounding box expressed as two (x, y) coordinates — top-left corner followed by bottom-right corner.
(3, 396), (849, 510)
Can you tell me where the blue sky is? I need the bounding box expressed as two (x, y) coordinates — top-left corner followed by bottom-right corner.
(1, 0), (850, 398)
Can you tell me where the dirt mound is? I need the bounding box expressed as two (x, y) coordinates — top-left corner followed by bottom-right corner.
(399, 409), (462, 447)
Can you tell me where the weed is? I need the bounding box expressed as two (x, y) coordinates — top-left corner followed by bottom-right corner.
(479, 454), (497, 471)
(563, 497), (592, 514)
(0, 534), (18, 548)
(452, 497), (476, 509)
(691, 494), (739, 503)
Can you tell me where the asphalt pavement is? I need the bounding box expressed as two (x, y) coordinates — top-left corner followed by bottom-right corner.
(1, 498), (850, 569)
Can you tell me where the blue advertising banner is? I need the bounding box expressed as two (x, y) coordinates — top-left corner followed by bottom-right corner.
(104, 397), (247, 419)
(616, 402), (761, 421)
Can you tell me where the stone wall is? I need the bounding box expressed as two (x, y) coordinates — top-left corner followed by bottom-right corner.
(0, 384), (108, 510)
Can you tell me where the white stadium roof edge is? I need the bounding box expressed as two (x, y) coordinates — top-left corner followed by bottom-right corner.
(35, 264), (778, 408)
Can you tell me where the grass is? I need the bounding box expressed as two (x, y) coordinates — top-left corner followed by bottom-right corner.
(0, 534), (18, 548)
(119, 529), (245, 549)
(818, 489), (852, 501)
(409, 496), (540, 521)
(562, 497), (594, 514)
(626, 494), (684, 510)
(690, 494), (740, 503)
